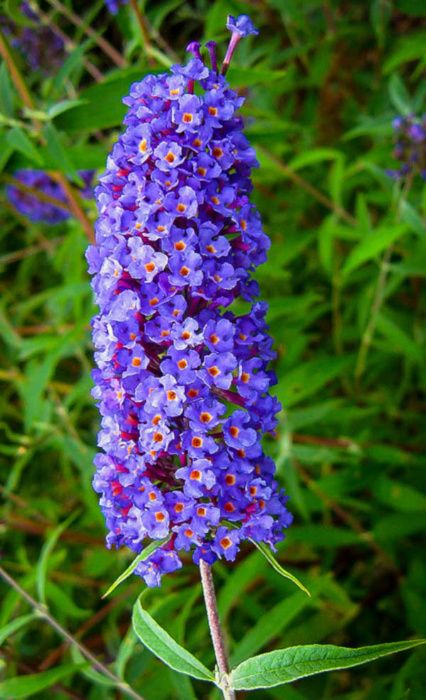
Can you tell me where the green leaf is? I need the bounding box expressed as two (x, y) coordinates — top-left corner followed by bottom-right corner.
(399, 200), (426, 237)
(228, 67), (287, 87)
(249, 540), (311, 597)
(36, 511), (80, 605)
(102, 536), (171, 598)
(6, 127), (43, 166)
(383, 30), (426, 73)
(288, 148), (342, 171)
(275, 356), (354, 407)
(0, 61), (14, 117)
(0, 664), (84, 698)
(47, 100), (89, 120)
(41, 122), (83, 186)
(342, 224), (408, 276)
(70, 646), (117, 688)
(132, 597), (215, 683)
(375, 313), (423, 364)
(0, 133), (13, 172)
(231, 640), (426, 690)
(4, 0), (36, 26)
(388, 74), (413, 116)
(54, 70), (152, 133)
(0, 613), (35, 646)
(51, 44), (87, 94)
(373, 476), (426, 513)
(231, 591), (313, 666)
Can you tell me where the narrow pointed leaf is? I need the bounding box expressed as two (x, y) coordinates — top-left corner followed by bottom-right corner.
(231, 640), (426, 690)
(132, 598), (215, 682)
(102, 535), (171, 598)
(0, 664), (84, 698)
(250, 540), (311, 596)
(36, 510), (79, 605)
(6, 128), (43, 166)
(342, 224), (408, 276)
(0, 614), (36, 646)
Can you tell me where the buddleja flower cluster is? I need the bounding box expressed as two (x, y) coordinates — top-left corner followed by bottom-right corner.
(387, 115), (426, 181)
(87, 15), (292, 587)
(7, 170), (94, 224)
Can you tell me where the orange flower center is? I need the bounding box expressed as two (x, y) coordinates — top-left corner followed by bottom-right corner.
(207, 366), (220, 377)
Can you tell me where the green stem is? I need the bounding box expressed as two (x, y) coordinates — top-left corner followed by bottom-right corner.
(354, 178), (412, 390)
(199, 560), (235, 700)
(129, 0), (154, 65)
(257, 146), (356, 226)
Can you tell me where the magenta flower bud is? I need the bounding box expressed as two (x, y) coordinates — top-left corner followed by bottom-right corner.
(205, 41), (218, 73)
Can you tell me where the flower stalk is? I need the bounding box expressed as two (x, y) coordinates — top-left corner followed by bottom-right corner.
(199, 560), (235, 700)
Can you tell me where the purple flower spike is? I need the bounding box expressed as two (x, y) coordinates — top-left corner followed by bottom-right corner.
(87, 17), (291, 588)
(7, 169), (95, 224)
(388, 114), (426, 181)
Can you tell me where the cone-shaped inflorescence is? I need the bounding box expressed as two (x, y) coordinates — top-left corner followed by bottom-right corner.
(387, 114), (426, 181)
(87, 15), (292, 587)
(7, 170), (95, 224)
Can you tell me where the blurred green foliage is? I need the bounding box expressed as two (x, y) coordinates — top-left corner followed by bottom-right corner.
(0, 1), (425, 698)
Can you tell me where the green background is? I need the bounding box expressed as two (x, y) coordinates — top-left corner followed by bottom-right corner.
(0, 0), (425, 698)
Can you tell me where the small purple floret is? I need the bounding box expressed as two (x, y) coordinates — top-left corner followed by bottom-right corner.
(226, 14), (259, 38)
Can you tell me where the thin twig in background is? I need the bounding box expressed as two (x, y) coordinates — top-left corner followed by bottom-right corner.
(354, 177), (413, 389)
(1, 175), (72, 213)
(28, 1), (104, 82)
(0, 565), (146, 700)
(258, 145), (357, 225)
(46, 0), (127, 68)
(129, 0), (154, 65)
(0, 235), (62, 266)
(38, 592), (131, 671)
(296, 463), (402, 579)
(50, 172), (95, 243)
